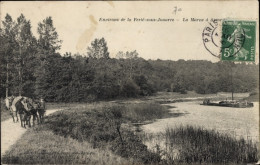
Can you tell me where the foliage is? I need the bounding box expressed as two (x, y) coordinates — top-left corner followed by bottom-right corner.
(37, 16), (62, 54)
(87, 37), (109, 59)
(43, 103), (163, 164)
(0, 13), (259, 101)
(163, 126), (258, 164)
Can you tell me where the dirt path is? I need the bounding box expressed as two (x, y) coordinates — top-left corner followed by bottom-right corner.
(1, 109), (62, 157)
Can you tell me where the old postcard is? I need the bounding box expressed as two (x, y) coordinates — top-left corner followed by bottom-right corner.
(1, 1), (259, 164)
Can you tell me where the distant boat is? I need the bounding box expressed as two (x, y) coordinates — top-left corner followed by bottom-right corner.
(202, 99), (254, 108)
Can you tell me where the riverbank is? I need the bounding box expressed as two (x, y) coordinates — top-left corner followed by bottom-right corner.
(144, 91), (251, 104)
(3, 95), (259, 164)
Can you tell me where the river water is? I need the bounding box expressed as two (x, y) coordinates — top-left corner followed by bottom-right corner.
(142, 101), (259, 142)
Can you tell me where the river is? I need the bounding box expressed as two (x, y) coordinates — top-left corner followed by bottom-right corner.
(142, 101), (259, 142)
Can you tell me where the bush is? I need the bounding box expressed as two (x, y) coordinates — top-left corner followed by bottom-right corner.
(44, 104), (162, 164)
(121, 80), (140, 97)
(111, 129), (161, 164)
(180, 89), (187, 94)
(134, 75), (154, 96)
(249, 92), (258, 96)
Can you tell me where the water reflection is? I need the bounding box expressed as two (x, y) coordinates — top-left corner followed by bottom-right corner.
(142, 101), (259, 142)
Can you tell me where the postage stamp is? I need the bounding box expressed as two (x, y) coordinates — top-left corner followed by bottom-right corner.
(202, 19), (256, 62)
(221, 20), (256, 62)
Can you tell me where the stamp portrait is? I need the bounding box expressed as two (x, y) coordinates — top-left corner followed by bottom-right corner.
(221, 20), (256, 62)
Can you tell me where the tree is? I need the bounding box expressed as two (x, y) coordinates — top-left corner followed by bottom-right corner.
(115, 51), (124, 59)
(14, 14), (35, 96)
(0, 14), (16, 97)
(37, 17), (62, 55)
(34, 17), (62, 99)
(87, 38), (109, 59)
(0, 14), (38, 97)
(115, 50), (139, 79)
(126, 50), (138, 79)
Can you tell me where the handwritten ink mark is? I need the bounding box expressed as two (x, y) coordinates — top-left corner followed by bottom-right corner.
(172, 6), (182, 15)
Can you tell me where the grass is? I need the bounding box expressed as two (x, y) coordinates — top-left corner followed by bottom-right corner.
(44, 102), (163, 164)
(141, 126), (259, 164)
(2, 126), (128, 164)
(147, 91), (216, 100)
(2, 100), (259, 164)
(2, 101), (166, 164)
(147, 91), (253, 104)
(122, 102), (170, 123)
(245, 92), (259, 102)
(45, 101), (171, 123)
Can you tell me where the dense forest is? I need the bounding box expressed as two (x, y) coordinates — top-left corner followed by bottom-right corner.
(0, 14), (259, 102)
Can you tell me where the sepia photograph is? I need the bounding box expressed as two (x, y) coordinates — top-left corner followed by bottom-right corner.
(1, 1), (259, 164)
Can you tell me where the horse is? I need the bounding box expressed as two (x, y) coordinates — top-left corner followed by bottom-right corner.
(9, 96), (37, 128)
(33, 99), (46, 124)
(4, 96), (14, 110)
(21, 97), (40, 127)
(4, 96), (17, 122)
(9, 96), (28, 123)
(16, 99), (31, 128)
(30, 101), (41, 125)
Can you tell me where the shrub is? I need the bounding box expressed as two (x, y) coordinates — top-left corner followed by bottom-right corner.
(164, 126), (258, 164)
(44, 104), (162, 164)
(111, 129), (161, 164)
(121, 80), (140, 97)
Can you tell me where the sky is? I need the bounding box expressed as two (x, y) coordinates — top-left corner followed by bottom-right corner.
(1, 1), (258, 62)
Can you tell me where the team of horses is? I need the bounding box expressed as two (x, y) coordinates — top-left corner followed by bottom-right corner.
(5, 96), (46, 128)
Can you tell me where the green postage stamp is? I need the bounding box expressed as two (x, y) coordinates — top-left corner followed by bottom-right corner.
(221, 20), (256, 62)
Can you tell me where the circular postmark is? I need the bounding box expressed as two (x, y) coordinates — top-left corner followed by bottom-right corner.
(202, 19), (246, 59)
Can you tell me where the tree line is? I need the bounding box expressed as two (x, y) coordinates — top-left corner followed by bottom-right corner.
(0, 14), (258, 102)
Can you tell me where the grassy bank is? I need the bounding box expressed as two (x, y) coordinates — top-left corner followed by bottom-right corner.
(141, 126), (258, 164)
(1, 96), (169, 122)
(2, 126), (128, 164)
(147, 91), (253, 104)
(44, 102), (165, 164)
(245, 92), (259, 102)
(2, 101), (258, 164)
(2, 101), (167, 164)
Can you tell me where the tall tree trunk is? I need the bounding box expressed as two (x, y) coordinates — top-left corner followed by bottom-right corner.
(6, 60), (9, 97)
(18, 46), (22, 96)
(129, 59), (133, 79)
(18, 68), (22, 96)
